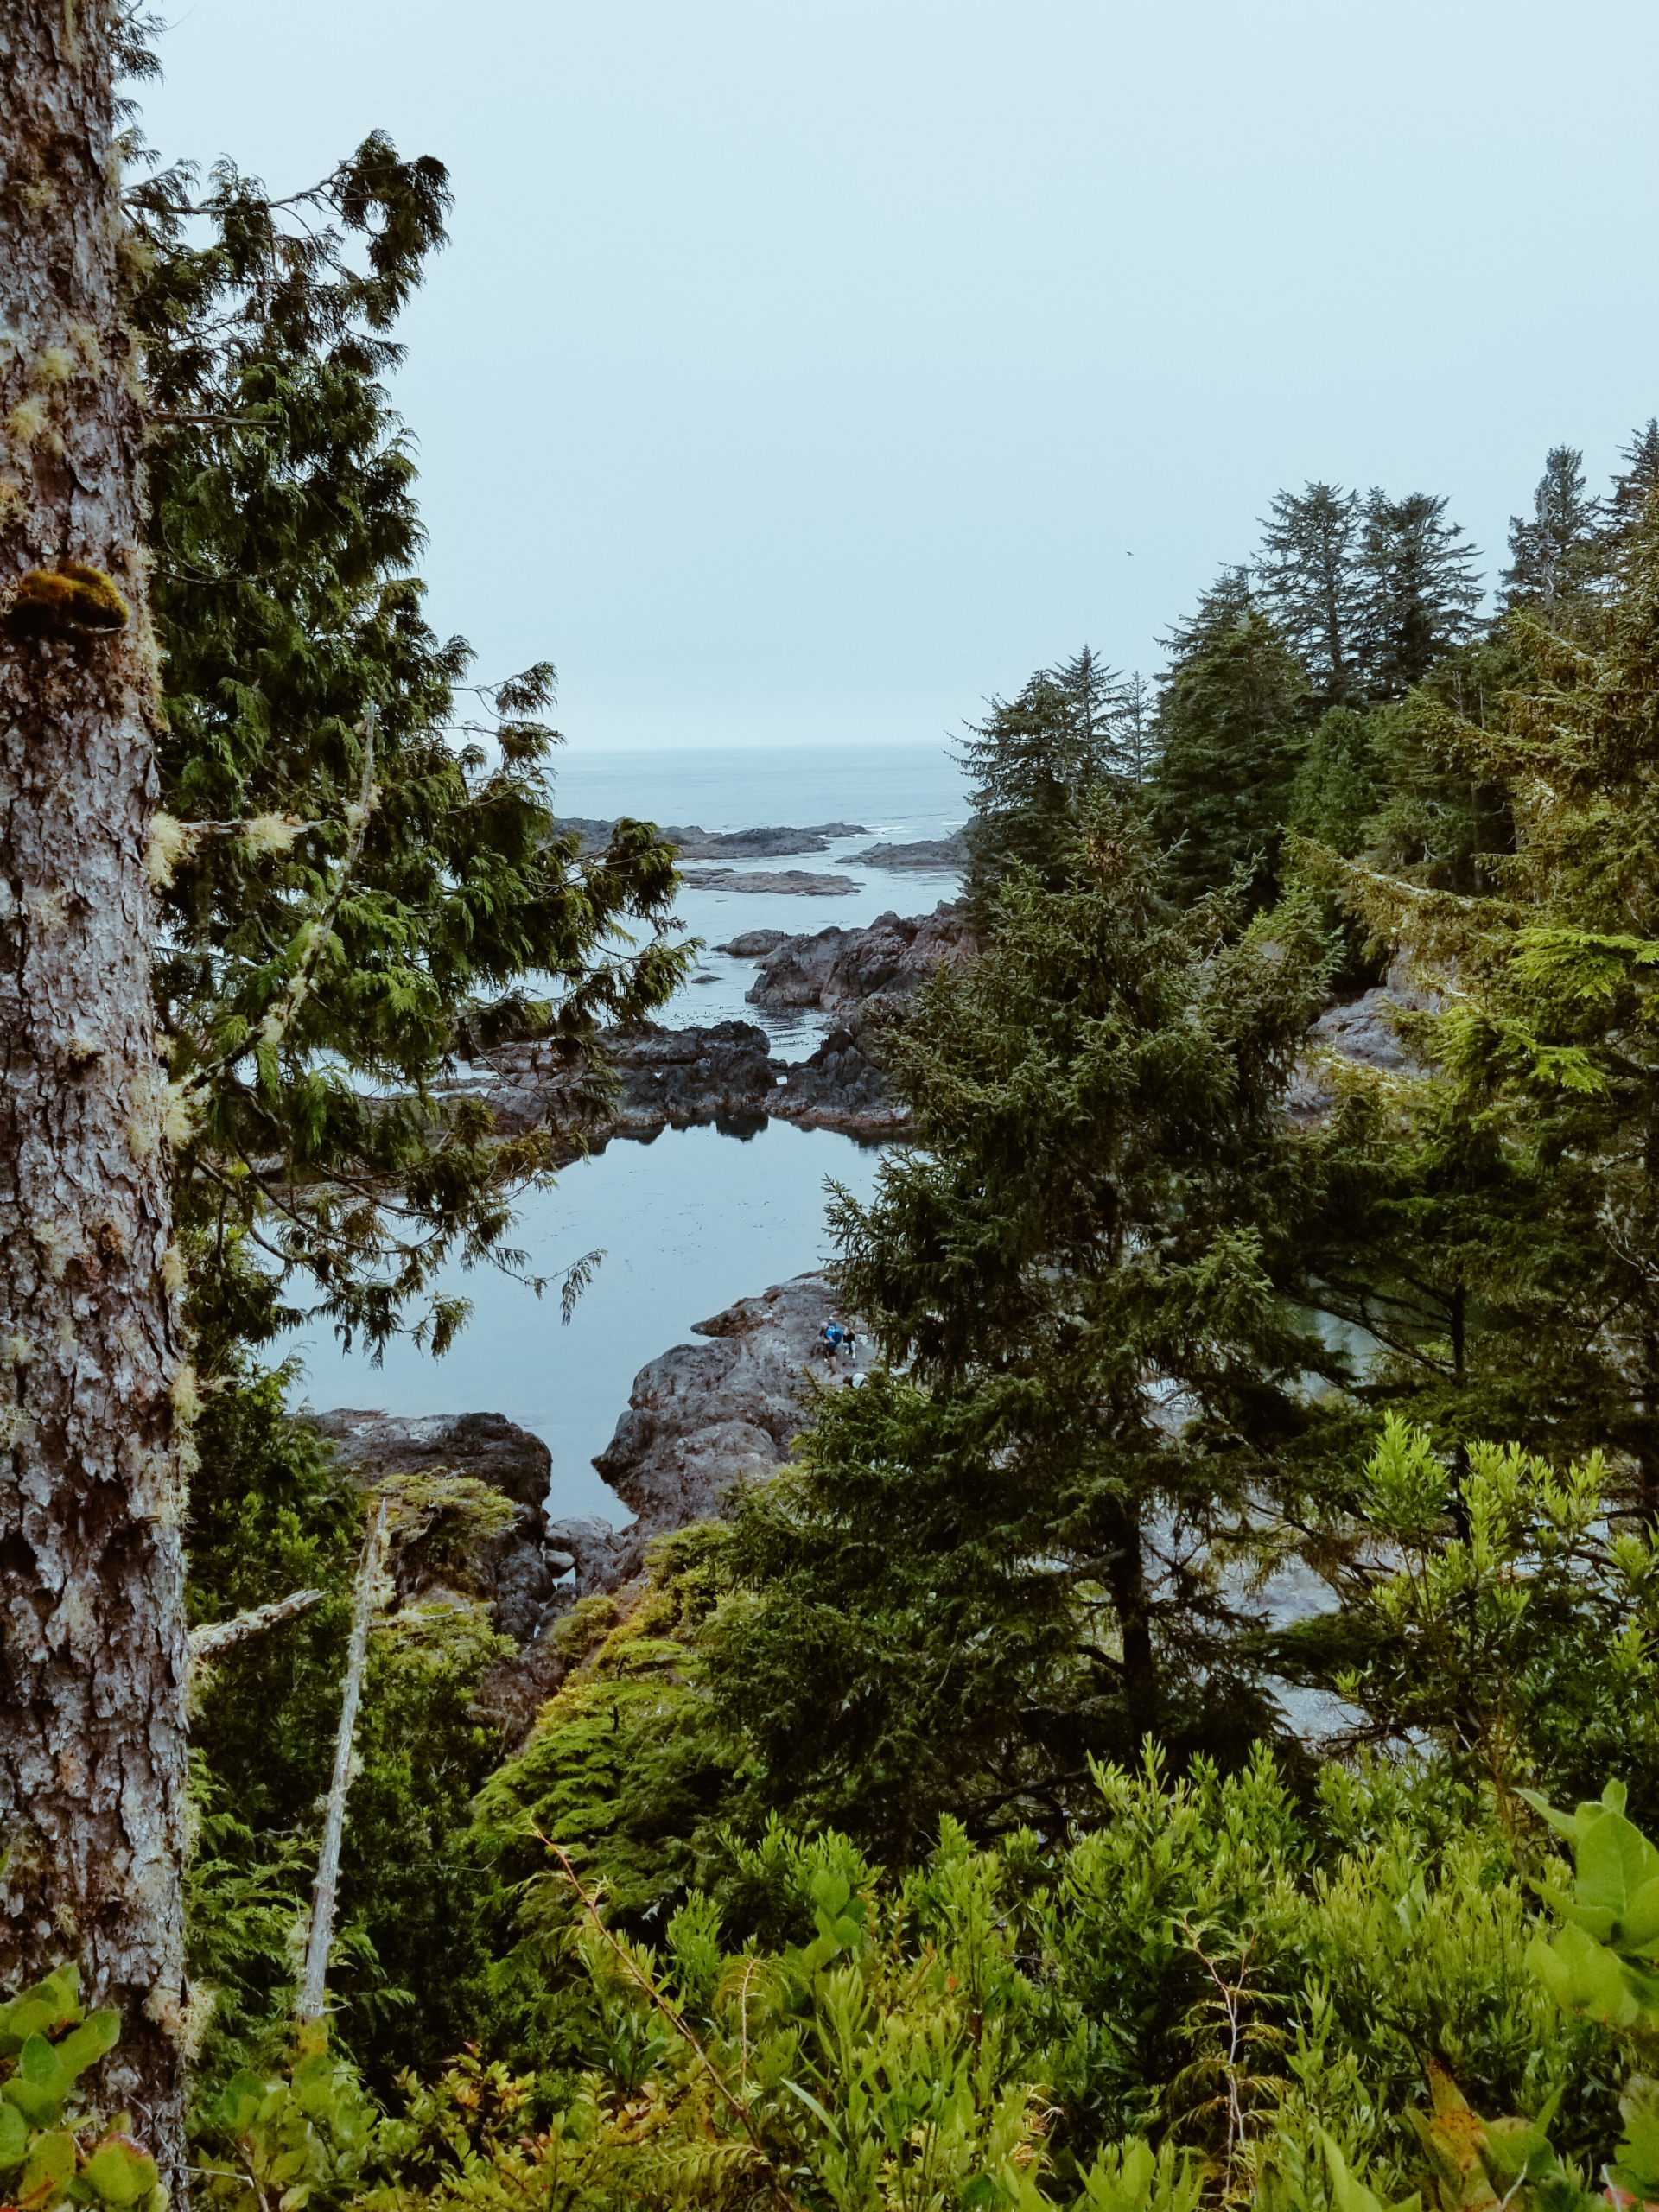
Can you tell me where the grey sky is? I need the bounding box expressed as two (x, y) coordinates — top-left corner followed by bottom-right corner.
(138, 2), (1659, 753)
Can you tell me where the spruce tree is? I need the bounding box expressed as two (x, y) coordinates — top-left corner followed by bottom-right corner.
(1607, 417), (1659, 533)
(0, 0), (188, 2165)
(1255, 481), (1366, 705)
(957, 644), (1133, 919)
(705, 802), (1344, 1855)
(1334, 505), (1659, 1509)
(1145, 601), (1309, 906)
(1498, 446), (1599, 614)
(1357, 491), (1484, 695)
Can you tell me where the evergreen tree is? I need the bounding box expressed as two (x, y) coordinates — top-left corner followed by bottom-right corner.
(124, 141), (691, 1354)
(1606, 417), (1659, 532)
(1145, 601), (1309, 906)
(1335, 507), (1659, 1512)
(1285, 705), (1386, 858)
(1498, 446), (1599, 613)
(0, 3), (190, 2162)
(957, 644), (1133, 918)
(1255, 482), (1366, 704)
(703, 803), (1344, 1856)
(1357, 491), (1484, 695)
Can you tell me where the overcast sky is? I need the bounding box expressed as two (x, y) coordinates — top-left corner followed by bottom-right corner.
(137, 2), (1659, 752)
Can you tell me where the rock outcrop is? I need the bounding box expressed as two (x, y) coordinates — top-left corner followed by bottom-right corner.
(681, 867), (859, 894)
(733, 903), (978, 1027)
(557, 1272), (847, 1599)
(303, 1409), (555, 1642)
(1286, 959), (1444, 1126)
(772, 1027), (899, 1132)
(849, 835), (967, 870)
(462, 1021), (778, 1141)
(559, 818), (864, 859)
(453, 909), (977, 1147)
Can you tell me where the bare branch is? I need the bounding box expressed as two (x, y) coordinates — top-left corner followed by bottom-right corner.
(188, 1586), (324, 1662)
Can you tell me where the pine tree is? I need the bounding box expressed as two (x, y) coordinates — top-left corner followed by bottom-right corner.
(1145, 601), (1309, 906)
(0, 0), (188, 2167)
(957, 644), (1133, 918)
(1255, 482), (1366, 705)
(1498, 446), (1599, 614)
(1357, 491), (1484, 696)
(705, 802), (1344, 1855)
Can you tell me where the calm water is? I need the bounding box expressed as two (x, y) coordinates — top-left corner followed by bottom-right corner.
(554, 741), (969, 1039)
(290, 743), (958, 1517)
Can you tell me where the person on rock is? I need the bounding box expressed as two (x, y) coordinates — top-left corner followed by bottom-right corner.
(819, 1317), (845, 1365)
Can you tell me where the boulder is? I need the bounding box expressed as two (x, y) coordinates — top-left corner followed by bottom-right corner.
(771, 1027), (906, 1134)
(742, 903), (978, 1018)
(303, 1409), (554, 1643)
(580, 1271), (846, 1592)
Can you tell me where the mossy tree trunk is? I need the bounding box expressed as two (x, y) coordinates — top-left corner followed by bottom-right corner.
(0, 0), (188, 2177)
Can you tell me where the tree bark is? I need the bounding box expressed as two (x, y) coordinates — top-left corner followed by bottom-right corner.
(1103, 1497), (1156, 1719)
(0, 0), (187, 2177)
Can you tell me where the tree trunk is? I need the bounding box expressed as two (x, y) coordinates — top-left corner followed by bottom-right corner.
(0, 1), (187, 2177)
(297, 1501), (386, 2027)
(1103, 1498), (1156, 1719)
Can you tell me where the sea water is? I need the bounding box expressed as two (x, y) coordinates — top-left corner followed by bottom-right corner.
(288, 741), (966, 1519)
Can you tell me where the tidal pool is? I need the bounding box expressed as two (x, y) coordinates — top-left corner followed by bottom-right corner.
(287, 1118), (887, 1521)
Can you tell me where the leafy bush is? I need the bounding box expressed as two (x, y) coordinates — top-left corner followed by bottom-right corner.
(0, 1967), (160, 2212)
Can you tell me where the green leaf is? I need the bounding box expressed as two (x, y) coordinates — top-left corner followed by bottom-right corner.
(1319, 2130), (1421, 2212)
(52, 2013), (119, 2088)
(78, 2138), (159, 2208)
(0, 1969), (82, 2059)
(19, 2130), (76, 2209)
(0, 2100), (29, 2171)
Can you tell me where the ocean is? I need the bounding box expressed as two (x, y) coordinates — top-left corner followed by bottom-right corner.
(287, 741), (968, 1520)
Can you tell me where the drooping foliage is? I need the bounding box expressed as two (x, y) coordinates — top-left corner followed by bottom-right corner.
(125, 139), (692, 1357)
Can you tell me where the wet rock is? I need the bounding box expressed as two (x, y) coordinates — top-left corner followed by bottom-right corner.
(772, 1027), (906, 1134)
(468, 1021), (776, 1140)
(681, 868), (860, 894)
(715, 929), (792, 957)
(607, 1021), (777, 1129)
(741, 903), (978, 1019)
(303, 1409), (553, 1643)
(580, 1272), (847, 1592)
(849, 835), (967, 870)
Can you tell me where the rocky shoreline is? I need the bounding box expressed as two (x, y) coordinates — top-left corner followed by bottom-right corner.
(560, 818), (866, 860)
(449, 903), (980, 1145)
(307, 1271), (853, 1737)
(314, 948), (1442, 1745)
(558, 818), (967, 878)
